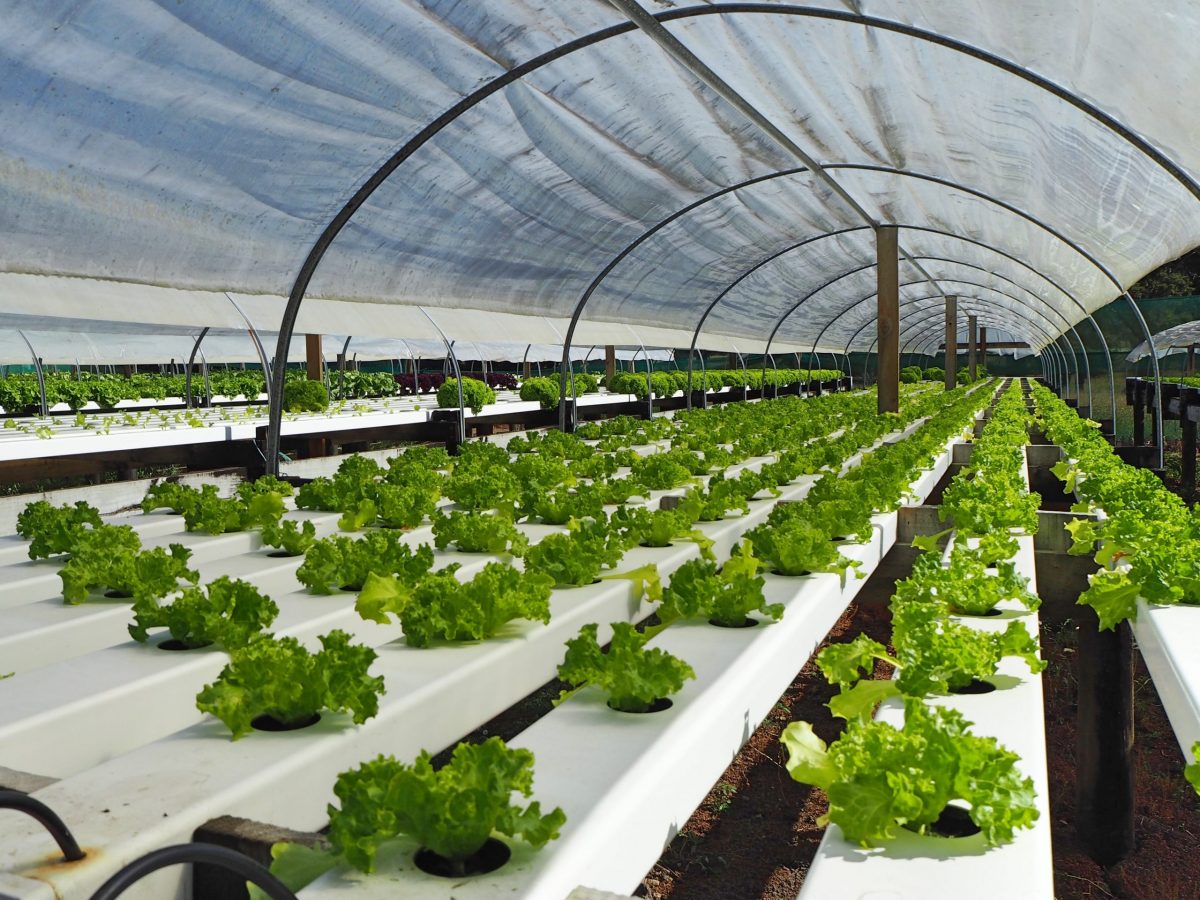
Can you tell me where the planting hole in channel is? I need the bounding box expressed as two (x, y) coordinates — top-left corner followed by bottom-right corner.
(903, 803), (982, 839)
(158, 638), (214, 652)
(954, 607), (1003, 618)
(104, 589), (133, 599)
(949, 678), (996, 695)
(709, 616), (758, 629)
(608, 697), (673, 714)
(414, 838), (510, 878)
(770, 569), (812, 578)
(267, 550), (298, 558)
(251, 712), (321, 733)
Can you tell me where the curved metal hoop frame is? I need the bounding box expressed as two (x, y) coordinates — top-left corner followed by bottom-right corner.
(262, 3), (1184, 471)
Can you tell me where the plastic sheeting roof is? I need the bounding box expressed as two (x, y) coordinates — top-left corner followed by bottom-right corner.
(1127, 321), (1200, 363)
(0, 329), (676, 367)
(2, 2), (1198, 357)
(0, 328), (676, 367)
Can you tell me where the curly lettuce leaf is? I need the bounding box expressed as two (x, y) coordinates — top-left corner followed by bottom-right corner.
(129, 576), (278, 648)
(784, 700), (1038, 847)
(557, 622), (694, 712)
(16, 499), (102, 559)
(400, 562), (553, 647)
(195, 630), (384, 740)
(327, 738), (565, 872)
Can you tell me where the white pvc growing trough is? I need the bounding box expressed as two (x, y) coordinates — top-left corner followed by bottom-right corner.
(297, 423), (962, 899)
(797, 440), (1053, 900)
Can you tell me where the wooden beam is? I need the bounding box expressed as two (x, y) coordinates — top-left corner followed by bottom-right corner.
(605, 345), (617, 382)
(876, 225), (899, 413)
(944, 295), (957, 390)
(968, 314), (978, 380)
(938, 341), (1028, 350)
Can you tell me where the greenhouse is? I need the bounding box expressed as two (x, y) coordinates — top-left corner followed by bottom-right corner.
(1, 2), (1199, 898)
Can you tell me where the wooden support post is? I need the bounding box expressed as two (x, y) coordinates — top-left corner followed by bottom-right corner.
(1076, 612), (1136, 865)
(605, 345), (617, 383)
(979, 326), (987, 371)
(1133, 386), (1146, 447)
(1190, 344), (1197, 377)
(876, 225), (900, 413)
(303, 335), (329, 458)
(1182, 400), (1197, 497)
(304, 334), (322, 381)
(968, 314), (978, 381)
(1150, 383), (1160, 449)
(523, 359), (532, 379)
(944, 295), (958, 390)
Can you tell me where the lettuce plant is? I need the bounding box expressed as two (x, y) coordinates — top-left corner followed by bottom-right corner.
(16, 499), (102, 559)
(327, 738), (565, 874)
(129, 576), (279, 649)
(356, 561), (554, 647)
(557, 622), (694, 713)
(782, 700), (1038, 847)
(297, 533), (434, 594)
(196, 630), (383, 739)
(58, 526), (198, 604)
(658, 543), (782, 627)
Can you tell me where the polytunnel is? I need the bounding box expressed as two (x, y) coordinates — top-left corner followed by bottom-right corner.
(6, 4), (1200, 898)
(4, 1), (1199, 468)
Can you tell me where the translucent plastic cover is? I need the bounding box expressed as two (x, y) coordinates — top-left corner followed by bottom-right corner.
(1, 1), (1196, 354)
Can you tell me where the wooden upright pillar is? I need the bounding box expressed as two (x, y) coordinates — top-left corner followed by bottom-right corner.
(968, 314), (978, 380)
(979, 326), (988, 370)
(1188, 343), (1196, 377)
(876, 225), (900, 413)
(1133, 388), (1146, 446)
(304, 334), (323, 381)
(1181, 400), (1197, 497)
(605, 345), (617, 382)
(1076, 614), (1136, 864)
(944, 295), (958, 390)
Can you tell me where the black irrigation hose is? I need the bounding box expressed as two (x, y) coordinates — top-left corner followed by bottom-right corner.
(0, 790), (85, 862)
(88, 843), (298, 900)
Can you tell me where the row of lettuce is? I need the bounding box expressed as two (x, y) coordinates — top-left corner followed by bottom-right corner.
(0, 366), (844, 416)
(781, 380), (1045, 847)
(11, 380), (976, 884)
(260, 378), (980, 882)
(901, 364), (989, 385)
(1033, 383), (1200, 797)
